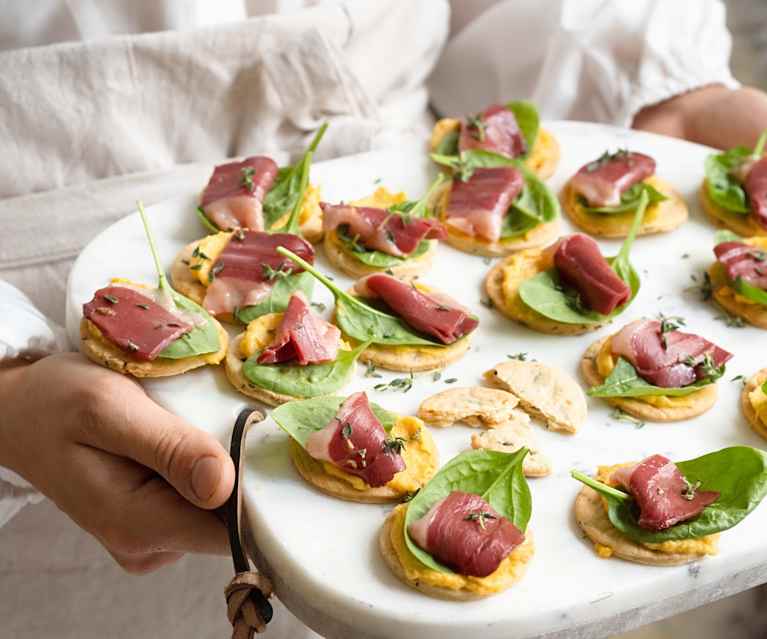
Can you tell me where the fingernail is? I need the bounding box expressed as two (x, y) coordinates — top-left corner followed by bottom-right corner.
(191, 456), (221, 502)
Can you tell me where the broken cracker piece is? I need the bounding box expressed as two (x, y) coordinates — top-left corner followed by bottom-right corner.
(484, 360), (587, 434)
(417, 386), (520, 428)
(471, 421), (552, 477)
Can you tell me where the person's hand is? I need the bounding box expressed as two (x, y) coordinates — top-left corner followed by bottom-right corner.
(633, 84), (767, 150)
(0, 353), (235, 574)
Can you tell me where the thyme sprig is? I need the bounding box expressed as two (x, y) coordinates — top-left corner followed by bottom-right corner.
(657, 313), (686, 349)
(261, 264), (292, 282)
(383, 436), (407, 456)
(374, 373), (414, 393)
(466, 113), (487, 142)
(464, 511), (497, 530)
(241, 166), (256, 193)
(681, 477), (702, 501)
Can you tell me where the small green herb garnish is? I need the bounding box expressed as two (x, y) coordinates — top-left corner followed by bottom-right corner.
(681, 477), (702, 501)
(584, 149), (630, 173)
(731, 374), (747, 386)
(464, 511), (497, 530)
(444, 377), (458, 384)
(466, 113), (487, 142)
(383, 436), (407, 455)
(715, 313), (745, 328)
(261, 264), (291, 282)
(507, 352), (528, 361)
(695, 353), (726, 382)
(190, 263), (203, 271)
(191, 246), (210, 260)
(432, 371), (442, 382)
(135, 303), (150, 310)
(310, 301), (327, 313)
(341, 423), (353, 439)
(103, 294), (119, 304)
(658, 314), (686, 349)
(364, 361), (382, 379)
(209, 262), (225, 283)
(687, 272), (713, 301)
(374, 373), (414, 393)
(610, 408), (645, 429)
(241, 166), (256, 193)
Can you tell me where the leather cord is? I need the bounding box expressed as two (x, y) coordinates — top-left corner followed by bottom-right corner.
(223, 407), (274, 638)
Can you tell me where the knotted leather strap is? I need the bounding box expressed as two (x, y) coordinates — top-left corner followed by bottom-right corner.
(224, 407), (274, 638)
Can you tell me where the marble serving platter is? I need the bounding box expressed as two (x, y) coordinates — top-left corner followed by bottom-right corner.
(66, 122), (767, 639)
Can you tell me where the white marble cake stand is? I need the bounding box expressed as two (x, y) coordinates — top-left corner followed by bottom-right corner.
(66, 123), (767, 639)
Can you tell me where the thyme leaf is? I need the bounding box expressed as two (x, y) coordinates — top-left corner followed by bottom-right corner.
(681, 477), (702, 501)
(466, 113), (487, 142)
(241, 166), (256, 193)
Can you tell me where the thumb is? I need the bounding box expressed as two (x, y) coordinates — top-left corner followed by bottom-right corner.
(83, 392), (235, 509)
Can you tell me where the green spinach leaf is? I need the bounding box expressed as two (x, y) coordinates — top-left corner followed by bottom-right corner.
(704, 130), (767, 214)
(734, 277), (767, 306)
(277, 247), (446, 347)
(434, 128), (459, 156)
(519, 191), (646, 323)
(572, 446), (767, 542)
(196, 206), (220, 233)
(404, 448), (531, 573)
(234, 272), (315, 324)
(263, 123), (328, 232)
(501, 165), (560, 238)
(714, 229), (744, 244)
(711, 229), (767, 306)
(271, 395), (397, 447)
(587, 357), (721, 398)
(136, 201), (221, 359)
(506, 100), (539, 154)
(158, 292), (221, 359)
(579, 181), (667, 215)
(431, 148), (515, 182)
(242, 341), (368, 398)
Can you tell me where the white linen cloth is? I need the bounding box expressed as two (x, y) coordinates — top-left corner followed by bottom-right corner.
(430, 0), (738, 124)
(0, 1), (740, 637)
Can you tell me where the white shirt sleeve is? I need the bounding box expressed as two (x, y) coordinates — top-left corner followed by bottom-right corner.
(430, 0), (739, 126)
(0, 280), (71, 361)
(0, 280), (70, 526)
